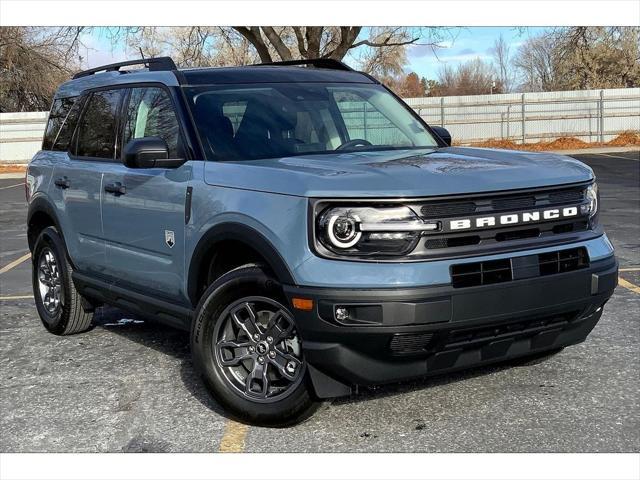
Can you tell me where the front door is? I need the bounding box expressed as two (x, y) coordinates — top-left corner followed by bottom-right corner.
(100, 86), (192, 302)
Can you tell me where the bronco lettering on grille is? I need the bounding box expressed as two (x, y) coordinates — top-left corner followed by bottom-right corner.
(450, 207), (579, 230)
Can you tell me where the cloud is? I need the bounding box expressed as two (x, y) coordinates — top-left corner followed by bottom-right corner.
(457, 48), (476, 55)
(78, 31), (129, 69)
(408, 44), (440, 59)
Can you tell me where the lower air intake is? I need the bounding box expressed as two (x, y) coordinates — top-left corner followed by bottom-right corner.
(389, 333), (435, 355)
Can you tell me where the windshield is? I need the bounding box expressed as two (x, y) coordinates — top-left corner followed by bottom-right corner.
(184, 82), (438, 161)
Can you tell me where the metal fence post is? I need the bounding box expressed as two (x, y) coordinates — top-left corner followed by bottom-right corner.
(521, 93), (526, 144)
(599, 90), (604, 143)
(363, 102), (368, 141)
(440, 97), (445, 127)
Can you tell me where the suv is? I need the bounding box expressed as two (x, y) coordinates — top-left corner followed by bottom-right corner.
(27, 57), (617, 426)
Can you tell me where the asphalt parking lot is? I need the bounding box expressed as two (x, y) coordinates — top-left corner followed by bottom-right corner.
(1, 150), (638, 453)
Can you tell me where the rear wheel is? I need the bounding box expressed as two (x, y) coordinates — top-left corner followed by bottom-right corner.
(191, 265), (319, 426)
(32, 226), (93, 335)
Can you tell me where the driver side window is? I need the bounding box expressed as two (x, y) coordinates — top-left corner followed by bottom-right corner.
(123, 87), (183, 158)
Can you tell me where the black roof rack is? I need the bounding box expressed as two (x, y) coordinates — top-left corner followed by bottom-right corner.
(72, 57), (177, 80)
(254, 58), (354, 71)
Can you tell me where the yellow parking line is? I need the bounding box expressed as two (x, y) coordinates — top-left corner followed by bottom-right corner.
(218, 420), (249, 452)
(0, 295), (33, 300)
(619, 277), (640, 295)
(619, 267), (640, 272)
(0, 253), (31, 274)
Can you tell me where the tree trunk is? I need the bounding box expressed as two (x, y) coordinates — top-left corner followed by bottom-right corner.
(261, 27), (293, 61)
(233, 27), (272, 62)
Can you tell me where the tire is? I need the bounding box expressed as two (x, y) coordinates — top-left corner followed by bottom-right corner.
(191, 264), (319, 427)
(32, 226), (93, 335)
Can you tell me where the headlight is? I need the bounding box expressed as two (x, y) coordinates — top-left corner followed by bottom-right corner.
(582, 182), (598, 218)
(316, 205), (435, 256)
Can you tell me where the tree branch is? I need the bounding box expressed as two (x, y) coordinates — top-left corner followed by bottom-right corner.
(233, 26), (272, 62)
(350, 36), (420, 50)
(292, 27), (307, 57)
(261, 26), (293, 61)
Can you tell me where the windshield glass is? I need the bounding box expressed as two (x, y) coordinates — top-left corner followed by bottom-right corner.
(184, 82), (438, 161)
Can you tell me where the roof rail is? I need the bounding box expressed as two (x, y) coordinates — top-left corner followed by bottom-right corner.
(254, 58), (354, 71)
(72, 57), (177, 80)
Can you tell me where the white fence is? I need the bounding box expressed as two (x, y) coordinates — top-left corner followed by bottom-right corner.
(0, 112), (48, 163)
(405, 88), (640, 145)
(1, 88), (639, 163)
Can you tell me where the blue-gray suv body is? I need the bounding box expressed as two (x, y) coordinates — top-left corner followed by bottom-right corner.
(27, 57), (618, 425)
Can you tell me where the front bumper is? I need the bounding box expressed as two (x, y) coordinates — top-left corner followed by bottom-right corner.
(284, 253), (618, 398)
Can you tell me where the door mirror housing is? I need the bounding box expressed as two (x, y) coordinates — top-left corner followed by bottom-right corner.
(123, 137), (185, 168)
(431, 126), (452, 147)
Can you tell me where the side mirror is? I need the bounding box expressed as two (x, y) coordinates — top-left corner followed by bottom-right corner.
(123, 137), (185, 168)
(431, 126), (452, 147)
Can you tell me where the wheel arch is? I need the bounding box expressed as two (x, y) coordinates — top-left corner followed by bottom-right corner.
(27, 195), (66, 254)
(187, 222), (296, 307)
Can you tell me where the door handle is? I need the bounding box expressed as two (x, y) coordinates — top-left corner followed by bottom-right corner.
(104, 182), (126, 196)
(54, 177), (70, 189)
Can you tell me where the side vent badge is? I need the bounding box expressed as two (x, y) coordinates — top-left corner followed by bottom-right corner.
(165, 230), (175, 248)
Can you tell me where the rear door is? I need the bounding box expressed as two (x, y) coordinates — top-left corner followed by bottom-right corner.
(100, 85), (192, 302)
(49, 90), (123, 275)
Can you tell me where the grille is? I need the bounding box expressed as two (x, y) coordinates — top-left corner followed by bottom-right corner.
(451, 258), (512, 288)
(548, 189), (584, 204)
(444, 311), (579, 348)
(491, 195), (535, 211)
(418, 186), (586, 219)
(390, 332), (435, 355)
(450, 247), (590, 288)
(539, 247), (589, 276)
(421, 202), (476, 218)
(425, 236), (480, 250)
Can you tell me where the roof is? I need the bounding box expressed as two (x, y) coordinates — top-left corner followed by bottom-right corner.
(179, 66), (375, 85)
(55, 62), (375, 99)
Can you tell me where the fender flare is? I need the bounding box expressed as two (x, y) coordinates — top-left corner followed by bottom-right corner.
(187, 222), (296, 306)
(27, 195), (65, 252)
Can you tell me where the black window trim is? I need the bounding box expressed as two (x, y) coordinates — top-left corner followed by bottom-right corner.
(69, 88), (124, 163)
(118, 83), (189, 163)
(67, 82), (196, 164)
(43, 95), (80, 151)
(47, 95), (84, 153)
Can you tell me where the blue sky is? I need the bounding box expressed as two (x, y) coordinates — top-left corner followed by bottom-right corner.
(79, 27), (547, 80)
(404, 27), (545, 78)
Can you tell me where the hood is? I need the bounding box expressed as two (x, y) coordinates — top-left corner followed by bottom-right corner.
(203, 147), (594, 198)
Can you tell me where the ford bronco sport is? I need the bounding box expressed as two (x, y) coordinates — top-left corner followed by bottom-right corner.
(27, 57), (618, 426)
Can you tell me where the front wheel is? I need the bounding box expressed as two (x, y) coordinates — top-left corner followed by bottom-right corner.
(191, 265), (319, 426)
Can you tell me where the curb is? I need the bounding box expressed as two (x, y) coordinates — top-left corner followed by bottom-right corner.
(0, 173), (26, 179)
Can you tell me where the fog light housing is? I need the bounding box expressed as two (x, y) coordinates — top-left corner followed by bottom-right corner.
(335, 306), (349, 322)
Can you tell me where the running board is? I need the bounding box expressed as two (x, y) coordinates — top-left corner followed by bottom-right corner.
(72, 272), (193, 331)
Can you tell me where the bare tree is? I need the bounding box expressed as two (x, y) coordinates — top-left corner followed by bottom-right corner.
(0, 27), (83, 111)
(492, 35), (514, 93)
(435, 58), (501, 96)
(514, 27), (640, 91)
(107, 26), (455, 74)
(514, 35), (560, 91)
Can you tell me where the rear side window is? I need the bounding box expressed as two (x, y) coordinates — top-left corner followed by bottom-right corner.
(75, 90), (122, 159)
(42, 96), (78, 151)
(123, 87), (183, 158)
